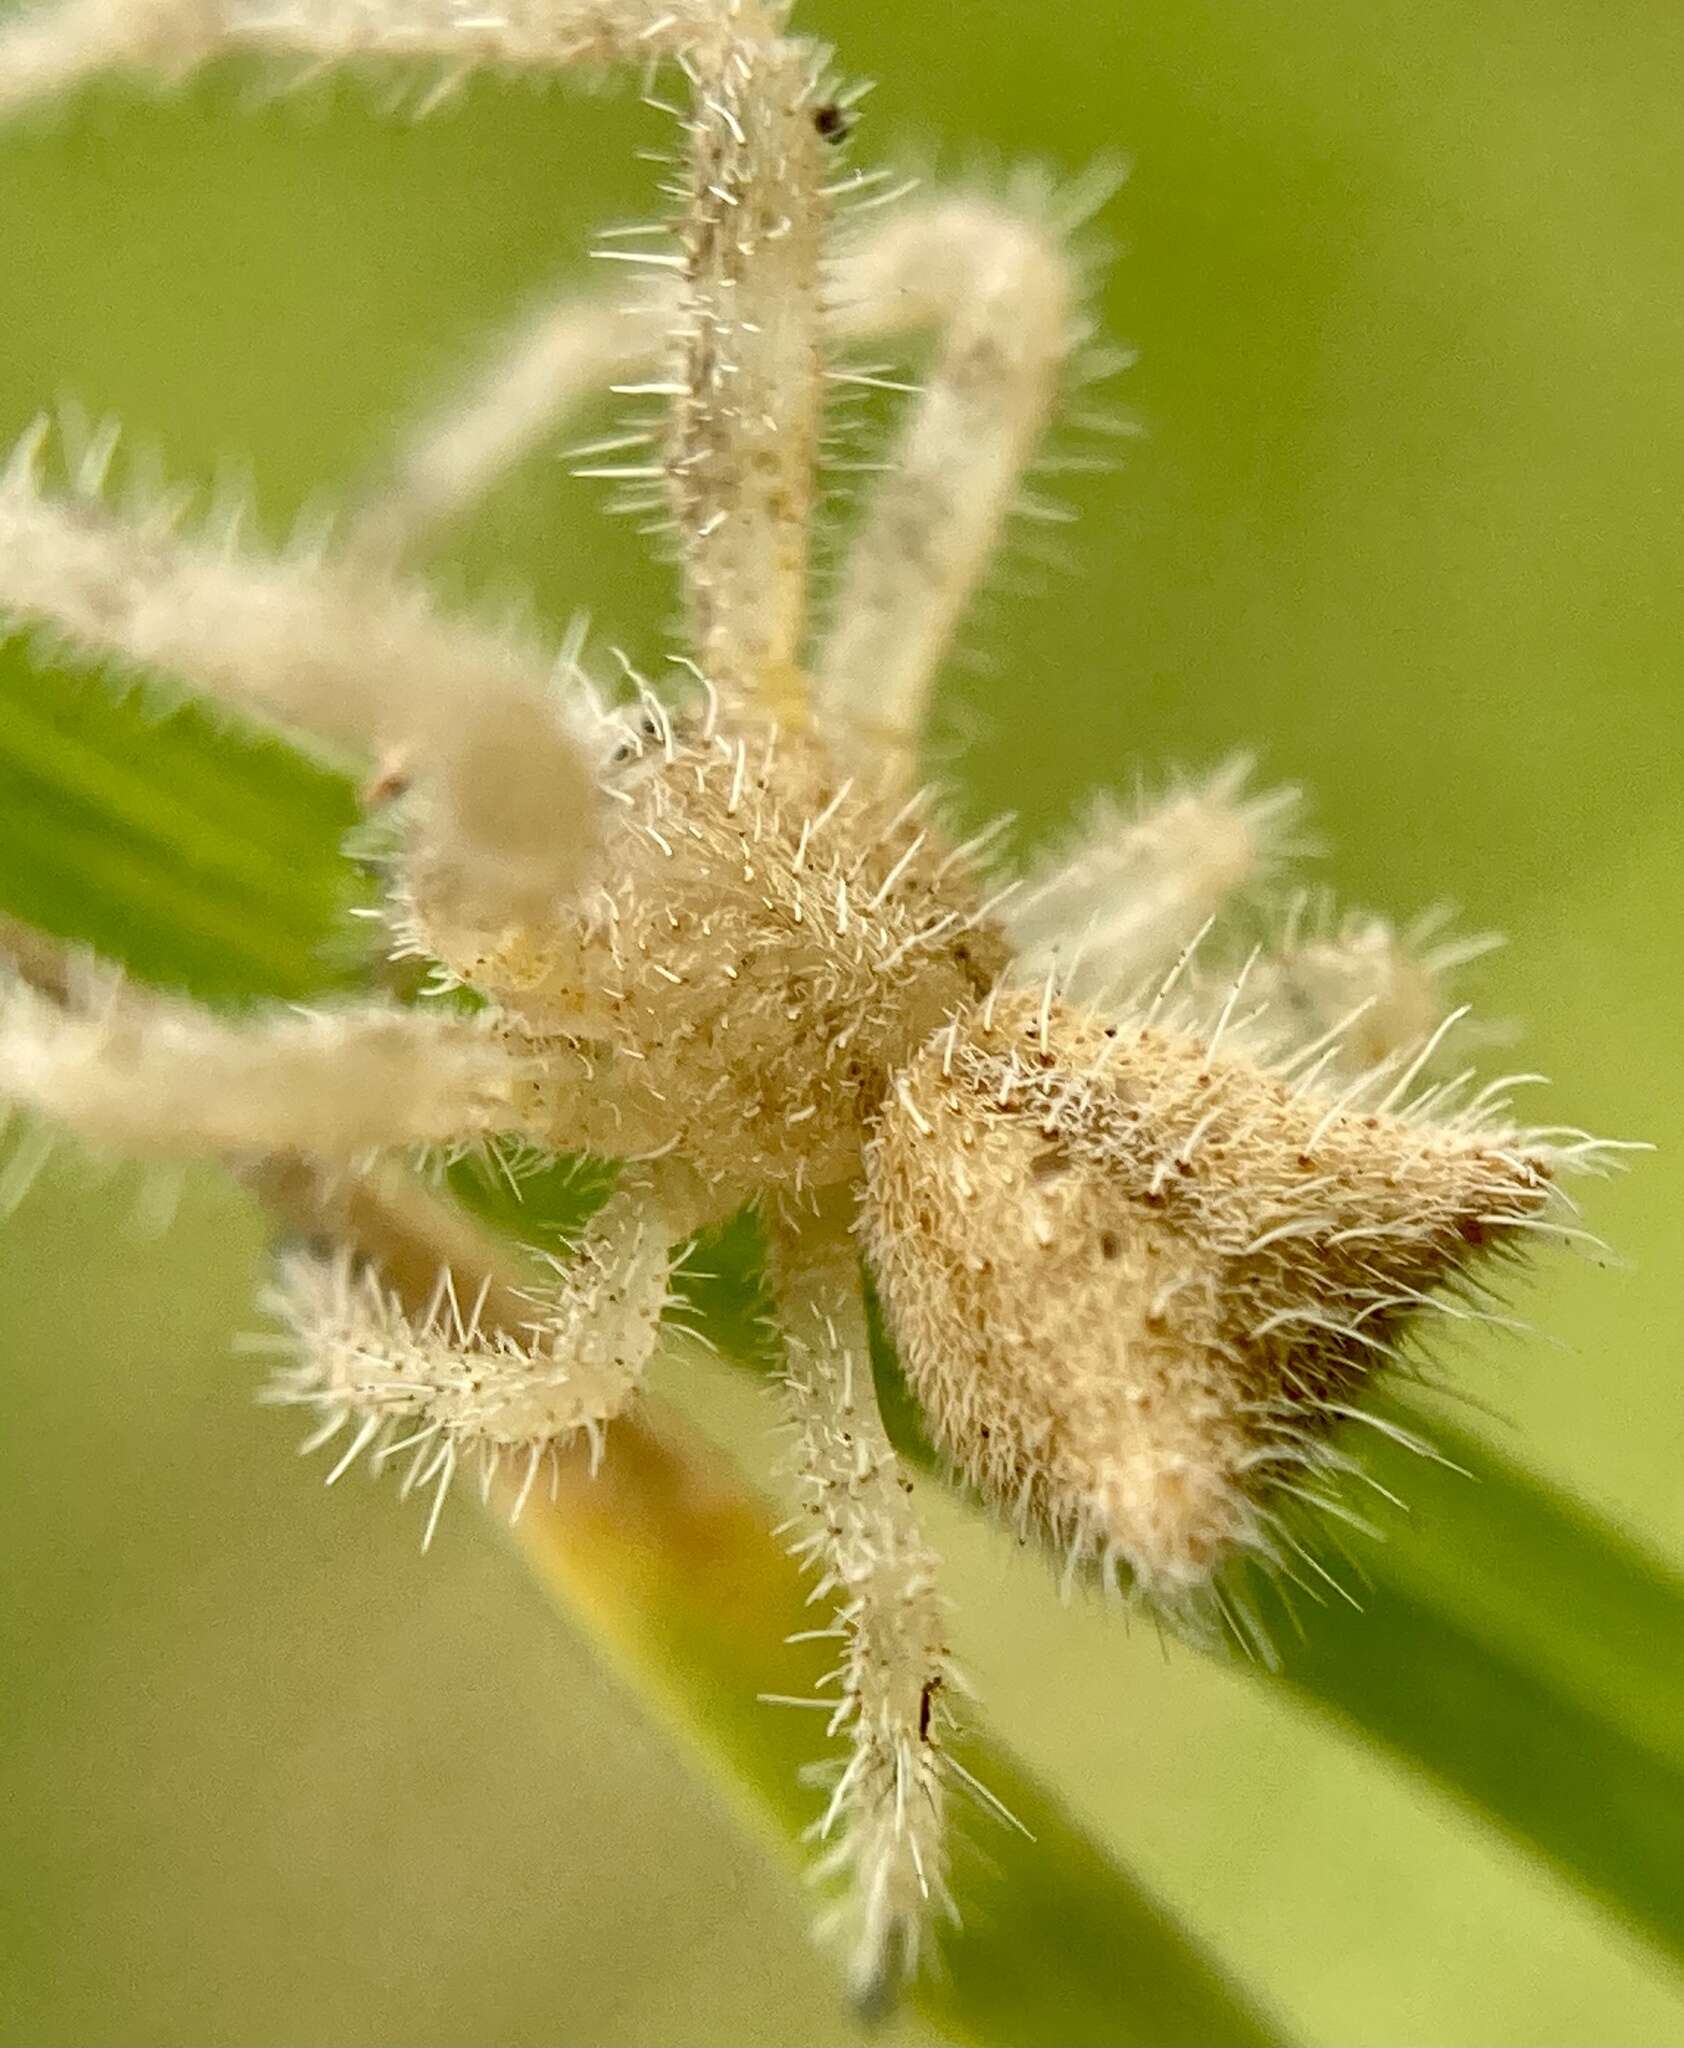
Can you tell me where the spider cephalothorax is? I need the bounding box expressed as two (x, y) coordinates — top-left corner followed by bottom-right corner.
(0, 0), (1613, 2008)
(406, 700), (1010, 1202)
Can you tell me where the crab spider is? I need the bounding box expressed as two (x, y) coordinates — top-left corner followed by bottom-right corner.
(0, 0), (1617, 2008)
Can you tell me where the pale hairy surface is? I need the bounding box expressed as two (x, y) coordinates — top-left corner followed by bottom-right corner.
(405, 707), (1008, 1205)
(265, 1180), (685, 1540)
(348, 286), (673, 562)
(771, 1196), (953, 2013)
(1006, 758), (1303, 1006)
(0, 973), (525, 1156)
(666, 31), (826, 709)
(1244, 901), (1503, 1074)
(864, 986), (1564, 1618)
(348, 196), (1088, 608)
(0, 0), (779, 113)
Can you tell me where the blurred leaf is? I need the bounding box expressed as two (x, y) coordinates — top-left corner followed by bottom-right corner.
(2, 648), (1681, 2017)
(1262, 1406), (1684, 1963)
(0, 652), (357, 999)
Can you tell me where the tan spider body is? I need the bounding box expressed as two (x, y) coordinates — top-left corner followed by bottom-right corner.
(0, 0), (1613, 2006)
(413, 708), (1007, 1200)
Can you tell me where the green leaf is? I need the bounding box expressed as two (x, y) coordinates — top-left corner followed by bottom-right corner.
(1263, 1409), (1684, 1968)
(0, 653), (357, 1000)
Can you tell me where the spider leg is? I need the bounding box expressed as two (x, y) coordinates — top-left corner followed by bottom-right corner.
(352, 14), (837, 724)
(267, 1174), (688, 1537)
(814, 196), (1082, 792)
(0, 964), (530, 1156)
(1005, 756), (1302, 1004)
(0, 0), (832, 729)
(662, 27), (828, 722)
(1243, 901), (1500, 1073)
(346, 282), (674, 564)
(349, 10), (833, 725)
(343, 190), (1085, 583)
(0, 432), (599, 933)
(769, 1191), (953, 2012)
(1002, 763), (1483, 1069)
(0, 0), (749, 118)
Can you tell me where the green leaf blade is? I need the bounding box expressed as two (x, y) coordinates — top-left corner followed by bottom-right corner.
(1259, 1409), (1684, 1968)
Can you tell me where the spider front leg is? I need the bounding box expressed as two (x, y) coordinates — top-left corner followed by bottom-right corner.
(0, 0), (746, 117)
(0, 0), (836, 743)
(335, 190), (1075, 593)
(769, 1191), (954, 2013)
(0, 438), (600, 938)
(664, 23), (829, 716)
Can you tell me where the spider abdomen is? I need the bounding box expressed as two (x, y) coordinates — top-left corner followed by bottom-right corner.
(863, 989), (1557, 1610)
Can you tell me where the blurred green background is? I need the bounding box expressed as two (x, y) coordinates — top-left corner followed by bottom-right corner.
(1, 1), (1682, 2041)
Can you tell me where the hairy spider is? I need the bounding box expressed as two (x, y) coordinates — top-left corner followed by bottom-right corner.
(0, 0), (1621, 2009)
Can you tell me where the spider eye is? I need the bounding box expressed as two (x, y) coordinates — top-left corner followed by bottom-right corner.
(605, 706), (665, 768)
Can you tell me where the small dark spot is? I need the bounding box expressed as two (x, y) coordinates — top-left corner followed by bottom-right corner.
(1099, 1229), (1120, 1260)
(1029, 1147), (1066, 1183)
(812, 100), (853, 143)
(918, 1675), (942, 1741)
